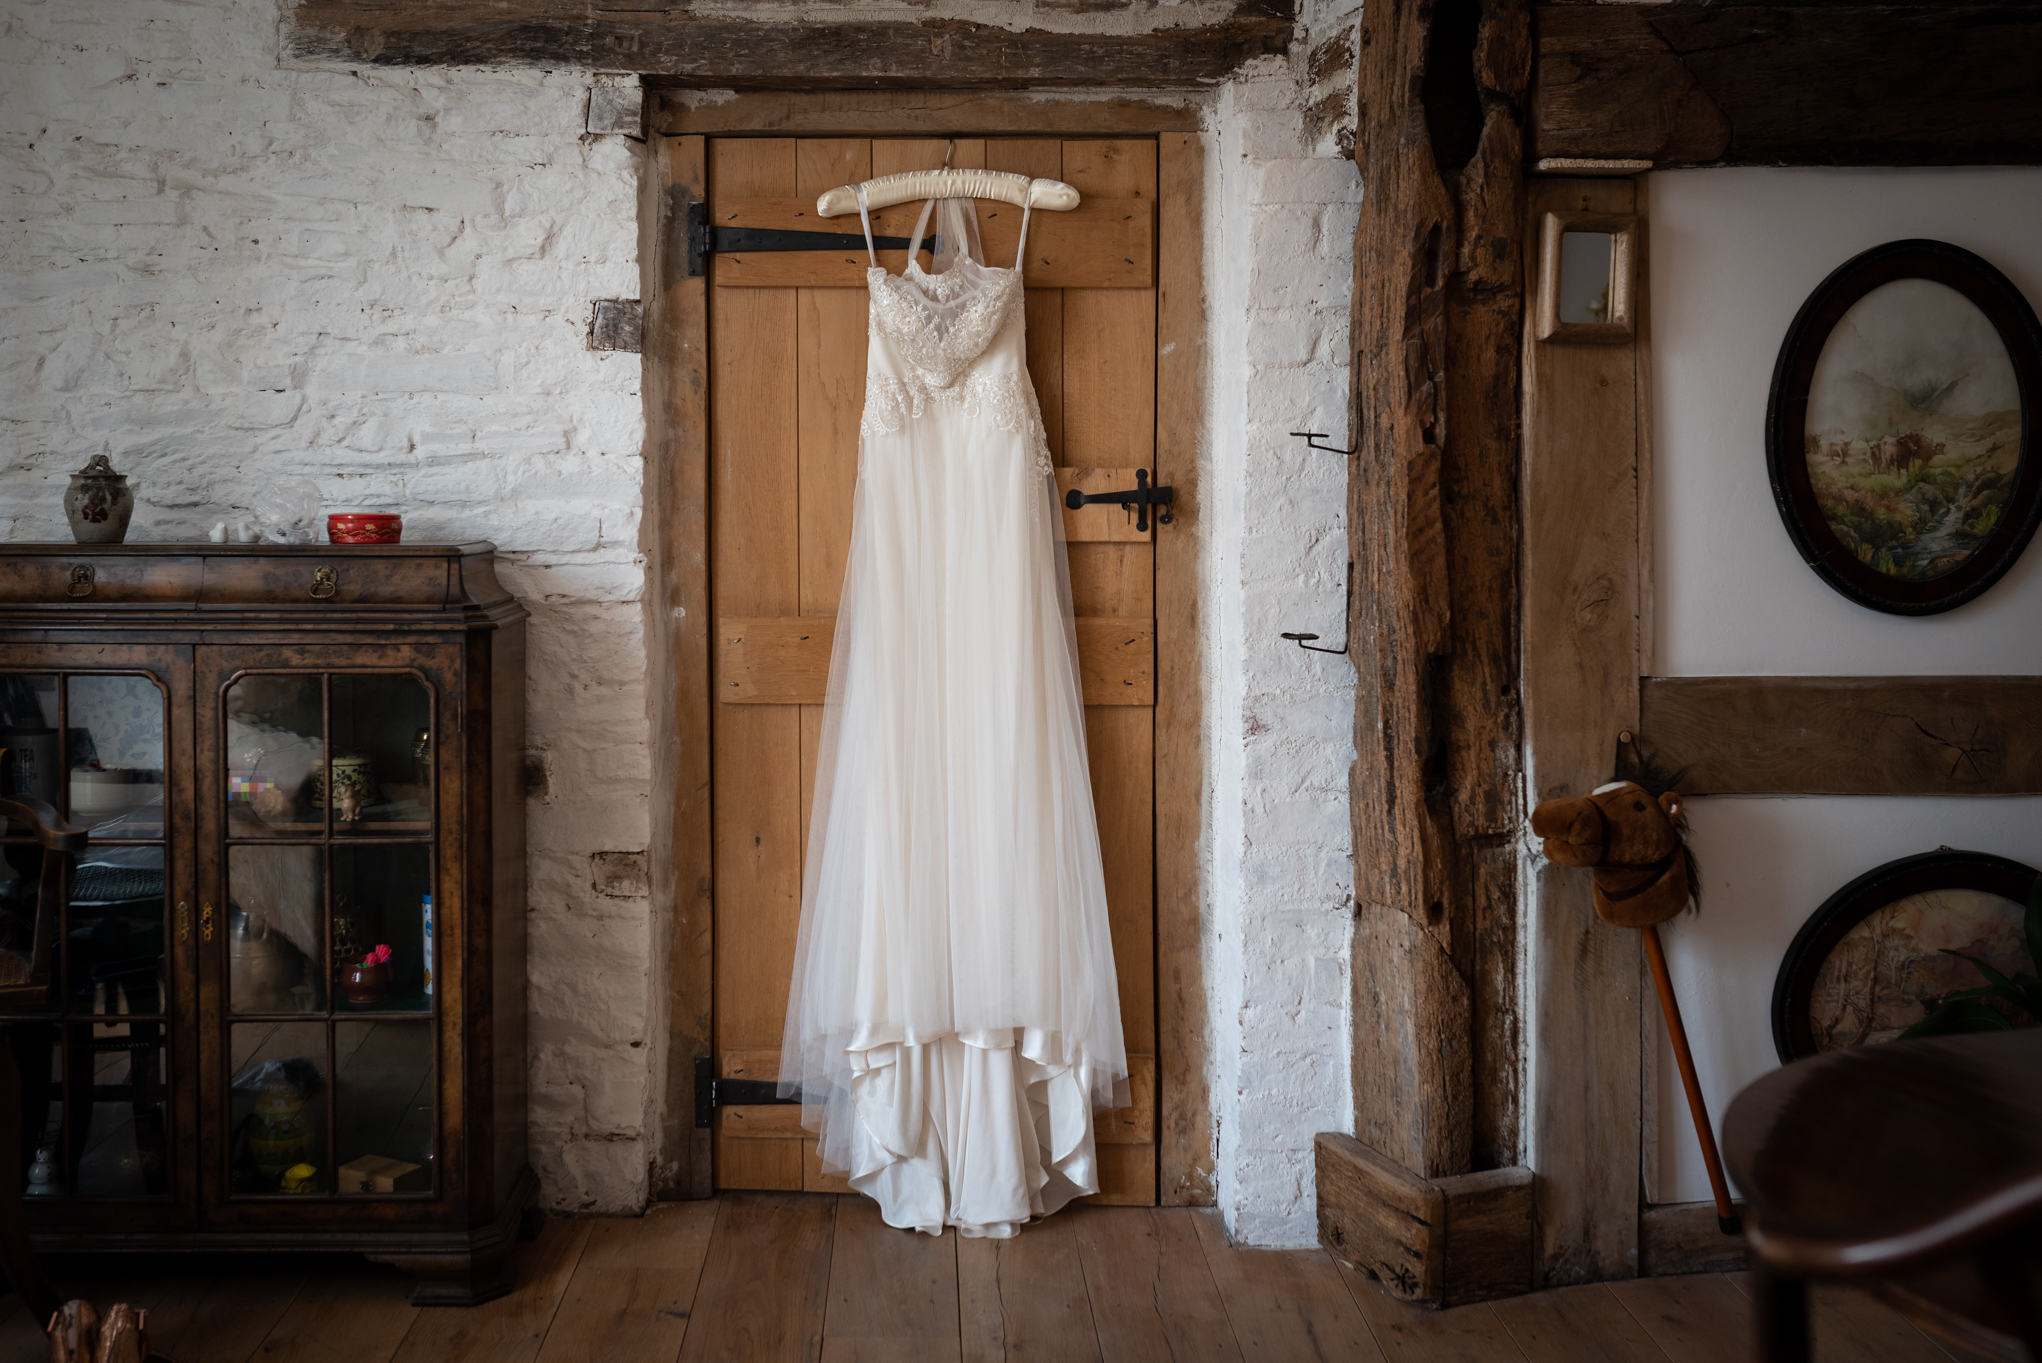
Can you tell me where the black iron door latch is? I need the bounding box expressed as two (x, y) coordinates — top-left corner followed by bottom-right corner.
(1063, 468), (1175, 533)
(686, 200), (936, 278)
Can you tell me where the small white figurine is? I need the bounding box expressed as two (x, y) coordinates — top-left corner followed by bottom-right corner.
(26, 1146), (57, 1195)
(208, 521), (228, 543)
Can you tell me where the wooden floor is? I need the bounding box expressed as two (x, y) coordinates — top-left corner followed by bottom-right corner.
(0, 1193), (1980, 1362)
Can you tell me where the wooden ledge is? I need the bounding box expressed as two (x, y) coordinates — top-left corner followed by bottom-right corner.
(1315, 1133), (1535, 1307)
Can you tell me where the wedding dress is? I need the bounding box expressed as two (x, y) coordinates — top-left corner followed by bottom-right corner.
(779, 189), (1128, 1238)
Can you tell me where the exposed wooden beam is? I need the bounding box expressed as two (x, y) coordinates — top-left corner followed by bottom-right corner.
(287, 1), (1293, 87)
(1532, 4), (2042, 168)
(653, 90), (1203, 137)
(1639, 676), (2042, 795)
(1343, 0), (1530, 1191)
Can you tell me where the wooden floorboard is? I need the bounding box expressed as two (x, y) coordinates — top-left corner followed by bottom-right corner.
(538, 1202), (717, 1363)
(1072, 1206), (1242, 1363)
(677, 1191), (835, 1363)
(1191, 1209), (1386, 1362)
(0, 1198), (1978, 1363)
(1723, 1272), (1961, 1363)
(1490, 1282), (1671, 1363)
(393, 1214), (593, 1363)
(1609, 1272), (1757, 1362)
(958, 1209), (1103, 1363)
(1334, 1258), (1529, 1362)
(820, 1194), (961, 1363)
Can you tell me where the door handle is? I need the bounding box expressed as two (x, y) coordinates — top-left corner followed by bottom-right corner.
(1063, 468), (1174, 532)
(200, 903), (215, 942)
(176, 901), (190, 944)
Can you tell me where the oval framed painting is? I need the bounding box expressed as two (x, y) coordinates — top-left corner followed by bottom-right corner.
(1772, 848), (2037, 1062)
(1766, 239), (2042, 614)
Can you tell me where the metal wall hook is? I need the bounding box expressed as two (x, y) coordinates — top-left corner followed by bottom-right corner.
(1282, 561), (1353, 655)
(1290, 431), (1356, 457)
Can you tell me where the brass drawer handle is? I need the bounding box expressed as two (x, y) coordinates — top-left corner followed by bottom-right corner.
(310, 566), (337, 599)
(67, 564), (95, 597)
(200, 903), (215, 942)
(176, 901), (190, 944)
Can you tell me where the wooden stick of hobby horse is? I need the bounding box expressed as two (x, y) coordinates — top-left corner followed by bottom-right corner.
(1641, 923), (1742, 1235)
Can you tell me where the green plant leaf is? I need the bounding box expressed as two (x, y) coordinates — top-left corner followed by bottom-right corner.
(1941, 948), (2017, 991)
(1900, 998), (2015, 1040)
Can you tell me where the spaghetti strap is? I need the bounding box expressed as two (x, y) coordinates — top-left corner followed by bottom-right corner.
(856, 184), (877, 267)
(1014, 185), (1034, 271)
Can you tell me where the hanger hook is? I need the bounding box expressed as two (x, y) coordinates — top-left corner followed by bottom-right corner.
(942, 139), (955, 170)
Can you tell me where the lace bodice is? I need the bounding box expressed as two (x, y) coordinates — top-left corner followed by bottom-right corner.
(862, 259), (1052, 476)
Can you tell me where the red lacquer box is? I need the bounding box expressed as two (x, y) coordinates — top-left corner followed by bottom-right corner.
(327, 513), (403, 544)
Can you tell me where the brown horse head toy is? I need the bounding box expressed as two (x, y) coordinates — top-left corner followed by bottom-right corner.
(1530, 780), (1697, 928)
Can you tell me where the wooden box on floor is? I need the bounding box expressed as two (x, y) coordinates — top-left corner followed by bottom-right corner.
(1315, 1132), (1535, 1307)
(0, 543), (531, 1305)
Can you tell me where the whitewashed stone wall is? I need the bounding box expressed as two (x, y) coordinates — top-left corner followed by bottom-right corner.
(1, 0), (1368, 1239)
(0, 0), (654, 1211)
(1203, 49), (1361, 1247)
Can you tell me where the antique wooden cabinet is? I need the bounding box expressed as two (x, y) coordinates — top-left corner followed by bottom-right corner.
(0, 543), (530, 1304)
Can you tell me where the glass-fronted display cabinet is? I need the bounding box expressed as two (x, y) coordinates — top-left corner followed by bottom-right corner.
(0, 543), (529, 1305)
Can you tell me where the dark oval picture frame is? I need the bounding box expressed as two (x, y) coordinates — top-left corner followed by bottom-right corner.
(1772, 848), (2037, 1062)
(1766, 238), (2042, 615)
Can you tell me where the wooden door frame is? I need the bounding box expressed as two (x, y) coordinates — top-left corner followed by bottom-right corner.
(642, 92), (1214, 1205)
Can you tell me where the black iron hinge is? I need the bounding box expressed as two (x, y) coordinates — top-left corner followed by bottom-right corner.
(694, 1055), (801, 1128)
(684, 200), (931, 278)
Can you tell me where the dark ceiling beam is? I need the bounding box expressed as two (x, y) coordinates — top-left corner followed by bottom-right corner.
(1532, 4), (2042, 168)
(286, 1), (1294, 87)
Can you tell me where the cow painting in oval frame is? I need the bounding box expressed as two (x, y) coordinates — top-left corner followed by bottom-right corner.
(1766, 238), (2042, 615)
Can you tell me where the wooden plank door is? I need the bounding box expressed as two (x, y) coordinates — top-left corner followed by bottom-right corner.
(707, 135), (1161, 1203)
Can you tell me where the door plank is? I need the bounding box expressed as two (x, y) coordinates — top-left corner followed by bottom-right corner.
(719, 617), (1155, 706)
(1604, 1274), (1753, 1363)
(992, 138), (1069, 469)
(1072, 1207), (1243, 1363)
(1334, 1258), (1529, 1361)
(958, 1214), (1103, 1363)
(821, 1194), (962, 1363)
(391, 1215), (593, 1363)
(1191, 1212), (1387, 1363)
(711, 138), (806, 1091)
(1489, 1281), (1670, 1363)
(1095, 1053), (1156, 1144)
(247, 1257), (421, 1363)
(534, 1203), (717, 1363)
(712, 196), (1154, 289)
(679, 1193), (837, 1363)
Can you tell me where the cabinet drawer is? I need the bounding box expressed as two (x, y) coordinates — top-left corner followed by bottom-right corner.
(201, 556), (451, 607)
(0, 554), (204, 605)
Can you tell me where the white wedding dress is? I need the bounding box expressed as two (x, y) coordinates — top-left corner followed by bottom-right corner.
(779, 190), (1128, 1238)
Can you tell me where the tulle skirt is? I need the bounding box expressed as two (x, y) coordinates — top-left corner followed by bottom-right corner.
(779, 399), (1127, 1238)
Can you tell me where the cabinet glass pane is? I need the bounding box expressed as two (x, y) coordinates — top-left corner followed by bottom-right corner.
(0, 844), (56, 1016)
(71, 843), (166, 1016)
(229, 1021), (327, 1195)
(330, 675), (433, 835)
(227, 844), (326, 1015)
(70, 1024), (170, 1197)
(335, 1020), (433, 1194)
(66, 674), (166, 838)
(0, 674), (61, 813)
(16, 1029), (64, 1197)
(334, 845), (431, 1014)
(225, 674), (324, 837)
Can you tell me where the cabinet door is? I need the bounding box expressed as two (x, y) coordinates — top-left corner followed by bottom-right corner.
(193, 644), (463, 1224)
(1, 644), (200, 1230)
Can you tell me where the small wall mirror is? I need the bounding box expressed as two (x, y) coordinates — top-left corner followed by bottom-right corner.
(1536, 211), (1637, 344)
(1557, 232), (1615, 324)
